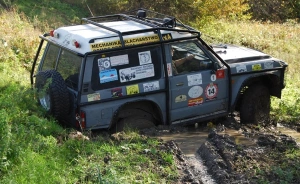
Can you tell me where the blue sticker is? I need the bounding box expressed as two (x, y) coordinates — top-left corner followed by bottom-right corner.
(99, 69), (118, 83)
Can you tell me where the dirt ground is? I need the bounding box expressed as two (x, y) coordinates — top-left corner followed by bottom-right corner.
(141, 115), (300, 184)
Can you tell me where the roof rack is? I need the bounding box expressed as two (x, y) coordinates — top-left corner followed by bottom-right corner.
(81, 8), (200, 47)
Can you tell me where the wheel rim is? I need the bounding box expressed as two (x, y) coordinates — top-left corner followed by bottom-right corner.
(39, 93), (51, 111)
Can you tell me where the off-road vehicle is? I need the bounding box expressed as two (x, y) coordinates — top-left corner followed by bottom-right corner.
(31, 9), (288, 131)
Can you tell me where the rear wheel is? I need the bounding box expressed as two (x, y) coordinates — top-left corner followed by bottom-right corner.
(113, 112), (156, 132)
(240, 84), (270, 125)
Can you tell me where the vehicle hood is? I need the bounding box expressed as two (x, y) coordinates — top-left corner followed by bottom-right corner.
(212, 44), (271, 63)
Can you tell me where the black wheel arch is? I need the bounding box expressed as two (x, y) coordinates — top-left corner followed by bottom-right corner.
(232, 74), (281, 111)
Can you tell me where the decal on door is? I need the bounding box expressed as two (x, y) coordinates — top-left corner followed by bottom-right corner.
(236, 65), (247, 73)
(187, 74), (202, 86)
(188, 86), (203, 98)
(211, 74), (216, 82)
(175, 95), (187, 103)
(216, 69), (225, 79)
(205, 83), (218, 100)
(188, 97), (204, 107)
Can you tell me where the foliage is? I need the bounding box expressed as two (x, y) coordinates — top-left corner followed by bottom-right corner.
(248, 0), (300, 22)
(193, 0), (251, 26)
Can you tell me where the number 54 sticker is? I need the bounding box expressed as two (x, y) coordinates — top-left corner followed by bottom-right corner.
(205, 83), (218, 100)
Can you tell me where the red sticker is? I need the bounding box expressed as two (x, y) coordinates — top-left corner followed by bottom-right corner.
(188, 97), (204, 107)
(205, 83), (218, 99)
(216, 69), (225, 79)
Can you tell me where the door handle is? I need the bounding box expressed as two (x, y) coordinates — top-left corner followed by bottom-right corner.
(176, 82), (184, 86)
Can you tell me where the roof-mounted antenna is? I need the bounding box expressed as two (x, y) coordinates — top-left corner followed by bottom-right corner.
(85, 0), (94, 17)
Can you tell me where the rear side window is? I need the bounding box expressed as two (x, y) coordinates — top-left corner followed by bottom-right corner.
(41, 44), (60, 71)
(91, 45), (162, 90)
(57, 49), (82, 90)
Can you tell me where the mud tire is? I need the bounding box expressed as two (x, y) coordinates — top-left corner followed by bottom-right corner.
(35, 70), (70, 122)
(240, 84), (270, 125)
(114, 114), (156, 132)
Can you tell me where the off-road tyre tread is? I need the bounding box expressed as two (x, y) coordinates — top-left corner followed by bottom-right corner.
(240, 84), (270, 125)
(35, 70), (70, 122)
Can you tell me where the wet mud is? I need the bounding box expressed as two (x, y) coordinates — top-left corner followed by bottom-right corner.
(144, 116), (300, 184)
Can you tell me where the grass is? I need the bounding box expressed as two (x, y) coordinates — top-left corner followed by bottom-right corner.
(1, 2), (300, 183)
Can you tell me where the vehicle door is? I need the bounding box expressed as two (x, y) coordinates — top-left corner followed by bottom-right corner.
(167, 40), (229, 124)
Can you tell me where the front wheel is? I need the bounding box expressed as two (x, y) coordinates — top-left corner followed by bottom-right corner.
(240, 84), (270, 125)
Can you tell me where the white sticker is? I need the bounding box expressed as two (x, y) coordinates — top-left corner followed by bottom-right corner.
(138, 51), (152, 65)
(143, 81), (160, 92)
(211, 74), (216, 82)
(205, 83), (218, 99)
(264, 62), (273, 69)
(110, 54), (129, 66)
(167, 63), (172, 76)
(236, 65), (247, 73)
(98, 57), (111, 71)
(187, 74), (202, 86)
(188, 86), (203, 98)
(119, 64), (154, 83)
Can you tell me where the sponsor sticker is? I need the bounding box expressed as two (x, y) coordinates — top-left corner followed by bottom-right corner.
(187, 74), (202, 86)
(188, 97), (204, 107)
(99, 69), (118, 83)
(264, 62), (273, 69)
(252, 64), (262, 71)
(138, 51), (152, 65)
(110, 54), (129, 66)
(216, 69), (225, 79)
(188, 86), (203, 98)
(211, 74), (216, 82)
(87, 93), (100, 102)
(143, 81), (160, 92)
(236, 65), (247, 73)
(126, 84), (139, 95)
(205, 83), (218, 100)
(167, 63), (172, 76)
(111, 88), (123, 98)
(119, 64), (154, 83)
(175, 95), (187, 103)
(98, 57), (111, 71)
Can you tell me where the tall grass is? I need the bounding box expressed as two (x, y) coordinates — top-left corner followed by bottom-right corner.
(195, 20), (300, 123)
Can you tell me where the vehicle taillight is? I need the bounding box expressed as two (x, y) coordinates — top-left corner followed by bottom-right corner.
(76, 110), (86, 129)
(49, 30), (59, 38)
(72, 40), (80, 48)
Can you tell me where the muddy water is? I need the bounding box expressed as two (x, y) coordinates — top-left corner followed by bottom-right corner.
(157, 125), (255, 156)
(277, 123), (300, 143)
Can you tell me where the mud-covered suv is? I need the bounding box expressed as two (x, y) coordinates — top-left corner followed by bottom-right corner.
(31, 9), (288, 131)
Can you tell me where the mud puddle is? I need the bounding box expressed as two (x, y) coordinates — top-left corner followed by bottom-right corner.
(155, 124), (255, 156)
(276, 123), (300, 143)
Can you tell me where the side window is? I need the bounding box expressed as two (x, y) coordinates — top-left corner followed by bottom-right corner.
(57, 49), (82, 90)
(91, 45), (162, 90)
(41, 44), (60, 71)
(171, 41), (214, 75)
